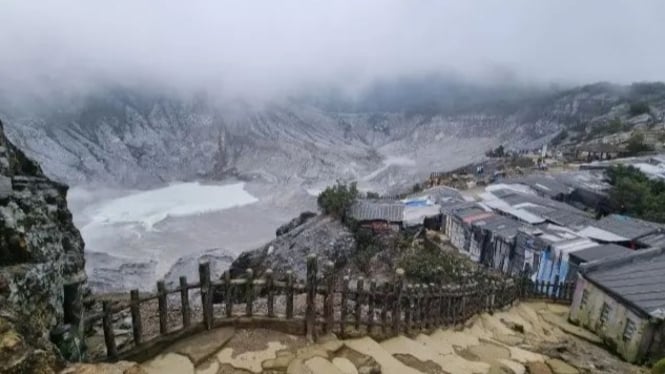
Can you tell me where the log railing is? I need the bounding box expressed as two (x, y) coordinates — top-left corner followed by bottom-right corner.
(85, 255), (574, 362)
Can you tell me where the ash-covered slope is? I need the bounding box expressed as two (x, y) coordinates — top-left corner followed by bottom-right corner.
(2, 81), (665, 191)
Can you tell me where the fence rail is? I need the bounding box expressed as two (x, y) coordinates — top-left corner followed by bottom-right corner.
(86, 255), (574, 362)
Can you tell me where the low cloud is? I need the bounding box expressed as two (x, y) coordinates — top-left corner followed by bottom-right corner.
(1, 0), (664, 101)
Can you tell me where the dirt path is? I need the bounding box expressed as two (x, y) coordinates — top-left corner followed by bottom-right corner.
(107, 302), (647, 374)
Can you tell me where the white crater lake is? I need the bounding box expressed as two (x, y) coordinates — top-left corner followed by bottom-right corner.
(85, 181), (259, 230)
(69, 181), (293, 292)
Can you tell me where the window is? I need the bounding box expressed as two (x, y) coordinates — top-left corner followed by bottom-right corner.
(599, 303), (611, 327)
(623, 319), (636, 342)
(580, 289), (589, 308)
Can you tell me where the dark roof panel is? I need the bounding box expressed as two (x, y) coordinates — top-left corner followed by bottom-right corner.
(589, 214), (663, 240)
(585, 248), (665, 318)
(348, 200), (404, 222)
(569, 244), (631, 263)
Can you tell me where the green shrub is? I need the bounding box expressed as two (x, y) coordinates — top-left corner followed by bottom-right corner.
(365, 191), (380, 199)
(629, 102), (650, 116)
(485, 145), (505, 158)
(398, 245), (474, 284)
(352, 227), (381, 273)
(606, 165), (665, 223)
(317, 181), (358, 218)
(626, 132), (653, 156)
(652, 357), (665, 374)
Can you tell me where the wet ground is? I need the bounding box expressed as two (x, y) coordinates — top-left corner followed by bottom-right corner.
(111, 302), (647, 374)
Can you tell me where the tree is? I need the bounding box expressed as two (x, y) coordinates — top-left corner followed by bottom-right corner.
(485, 145), (505, 158)
(625, 132), (653, 156)
(629, 102), (650, 116)
(317, 181), (358, 218)
(606, 165), (665, 223)
(365, 191), (380, 199)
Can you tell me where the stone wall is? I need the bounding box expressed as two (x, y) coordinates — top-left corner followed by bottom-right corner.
(0, 118), (87, 372)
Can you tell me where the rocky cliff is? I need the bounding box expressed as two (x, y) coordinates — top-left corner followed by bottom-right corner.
(0, 118), (87, 372)
(230, 214), (356, 280)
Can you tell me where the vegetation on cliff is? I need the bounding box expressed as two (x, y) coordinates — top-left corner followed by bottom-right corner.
(606, 165), (665, 223)
(317, 181), (358, 218)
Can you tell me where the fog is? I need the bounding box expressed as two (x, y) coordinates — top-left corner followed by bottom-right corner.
(1, 0), (665, 100)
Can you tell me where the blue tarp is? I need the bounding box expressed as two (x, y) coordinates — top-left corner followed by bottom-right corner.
(404, 199), (432, 207)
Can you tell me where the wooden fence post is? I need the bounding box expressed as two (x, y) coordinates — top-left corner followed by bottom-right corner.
(305, 255), (318, 340)
(266, 269), (275, 318)
(355, 277), (365, 331)
(392, 269), (404, 335)
(380, 282), (390, 335)
(460, 287), (467, 323)
(157, 280), (168, 334)
(405, 284), (413, 333)
(451, 285), (462, 326)
(198, 261), (212, 329)
(102, 300), (118, 361)
(424, 284), (432, 329)
(488, 281), (495, 314)
(179, 276), (191, 328)
(438, 285), (445, 327)
(340, 276), (350, 337)
(286, 270), (294, 319)
(246, 269), (255, 317)
(367, 279), (376, 333)
(414, 284), (422, 330)
(224, 271), (233, 318)
(552, 276), (560, 301)
(130, 289), (142, 345)
(324, 262), (335, 334)
(428, 283), (437, 327)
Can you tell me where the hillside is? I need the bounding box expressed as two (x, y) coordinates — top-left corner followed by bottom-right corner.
(2, 81), (664, 193)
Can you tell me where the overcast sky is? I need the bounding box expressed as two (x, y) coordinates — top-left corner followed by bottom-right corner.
(1, 1), (664, 99)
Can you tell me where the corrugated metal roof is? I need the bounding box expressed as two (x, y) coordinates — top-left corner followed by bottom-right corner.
(403, 204), (441, 226)
(483, 187), (594, 230)
(570, 244), (631, 263)
(639, 232), (665, 248)
(410, 186), (463, 204)
(508, 174), (573, 198)
(348, 200), (404, 222)
(577, 226), (628, 242)
(471, 215), (524, 240)
(585, 248), (665, 319)
(463, 212), (495, 224)
(587, 214), (663, 241)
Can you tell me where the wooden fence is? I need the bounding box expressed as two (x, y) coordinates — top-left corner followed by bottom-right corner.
(86, 255), (574, 362)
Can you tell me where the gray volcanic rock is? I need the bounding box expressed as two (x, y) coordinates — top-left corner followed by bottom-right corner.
(85, 251), (157, 293)
(0, 118), (86, 371)
(275, 211), (317, 237)
(230, 214), (356, 280)
(163, 248), (235, 288)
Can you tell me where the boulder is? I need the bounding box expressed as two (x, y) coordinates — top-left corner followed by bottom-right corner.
(276, 211), (317, 236)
